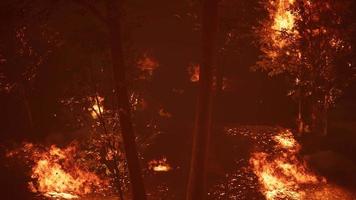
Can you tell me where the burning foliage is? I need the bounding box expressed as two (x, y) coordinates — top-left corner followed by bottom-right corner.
(250, 130), (323, 200)
(6, 142), (111, 199)
(209, 127), (355, 200)
(250, 129), (355, 200)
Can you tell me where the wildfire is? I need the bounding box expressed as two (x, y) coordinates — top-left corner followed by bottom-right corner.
(7, 143), (109, 199)
(250, 130), (338, 200)
(272, 0), (295, 32)
(269, 0), (298, 49)
(89, 96), (104, 119)
(148, 157), (172, 172)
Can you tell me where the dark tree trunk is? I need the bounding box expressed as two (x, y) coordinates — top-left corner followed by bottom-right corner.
(19, 84), (34, 132)
(186, 0), (218, 199)
(106, 1), (146, 199)
(322, 94), (328, 136)
(296, 86), (304, 135)
(215, 50), (225, 96)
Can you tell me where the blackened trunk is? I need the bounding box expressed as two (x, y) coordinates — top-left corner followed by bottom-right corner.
(106, 1), (146, 199)
(186, 0), (218, 199)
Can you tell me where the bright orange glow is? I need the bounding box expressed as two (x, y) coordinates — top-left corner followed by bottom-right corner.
(249, 130), (354, 200)
(273, 10), (295, 32)
(9, 143), (109, 199)
(137, 53), (159, 76)
(89, 96), (104, 119)
(270, 0), (297, 49)
(250, 130), (324, 200)
(188, 63), (200, 82)
(148, 157), (172, 172)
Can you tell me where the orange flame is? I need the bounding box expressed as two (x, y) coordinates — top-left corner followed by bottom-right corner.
(249, 130), (355, 200)
(148, 157), (172, 172)
(188, 63), (200, 82)
(272, 0), (295, 32)
(250, 130), (325, 200)
(137, 53), (159, 77)
(8, 143), (109, 199)
(89, 96), (104, 119)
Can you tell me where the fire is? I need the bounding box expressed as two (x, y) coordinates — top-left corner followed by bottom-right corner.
(148, 157), (172, 172)
(137, 53), (159, 77)
(89, 96), (104, 119)
(8, 143), (109, 199)
(270, 0), (298, 49)
(250, 130), (327, 200)
(272, 0), (295, 32)
(188, 63), (200, 82)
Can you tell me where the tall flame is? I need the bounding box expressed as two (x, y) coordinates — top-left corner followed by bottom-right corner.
(272, 0), (295, 32)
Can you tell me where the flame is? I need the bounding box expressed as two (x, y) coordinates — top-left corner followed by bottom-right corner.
(89, 96), (104, 119)
(272, 0), (295, 32)
(137, 53), (159, 78)
(8, 143), (109, 199)
(148, 157), (171, 172)
(188, 63), (200, 82)
(270, 0), (297, 49)
(273, 10), (295, 32)
(250, 130), (338, 200)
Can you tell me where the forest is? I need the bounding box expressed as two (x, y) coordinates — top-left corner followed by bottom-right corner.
(0, 0), (356, 199)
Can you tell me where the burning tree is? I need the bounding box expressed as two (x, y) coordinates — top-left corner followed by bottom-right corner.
(255, 0), (355, 135)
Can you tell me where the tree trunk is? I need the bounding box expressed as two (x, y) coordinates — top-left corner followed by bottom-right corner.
(322, 94), (328, 136)
(19, 84), (34, 132)
(216, 50), (225, 95)
(296, 86), (304, 135)
(106, 1), (146, 199)
(186, 0), (218, 199)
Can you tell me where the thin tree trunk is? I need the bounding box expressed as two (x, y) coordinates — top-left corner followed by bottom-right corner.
(186, 0), (218, 199)
(20, 85), (34, 132)
(297, 86), (304, 135)
(216, 50), (225, 95)
(322, 94), (328, 136)
(106, 0), (146, 199)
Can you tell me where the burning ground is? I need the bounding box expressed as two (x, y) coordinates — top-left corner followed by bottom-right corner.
(208, 126), (356, 200)
(2, 126), (355, 199)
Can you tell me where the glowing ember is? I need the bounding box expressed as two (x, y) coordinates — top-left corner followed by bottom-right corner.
(44, 192), (79, 199)
(273, 130), (300, 151)
(148, 157), (171, 172)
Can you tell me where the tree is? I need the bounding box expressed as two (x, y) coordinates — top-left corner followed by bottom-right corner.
(68, 0), (147, 198)
(105, 0), (146, 199)
(0, 0), (61, 134)
(255, 0), (355, 135)
(296, 0), (355, 135)
(186, 0), (218, 199)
